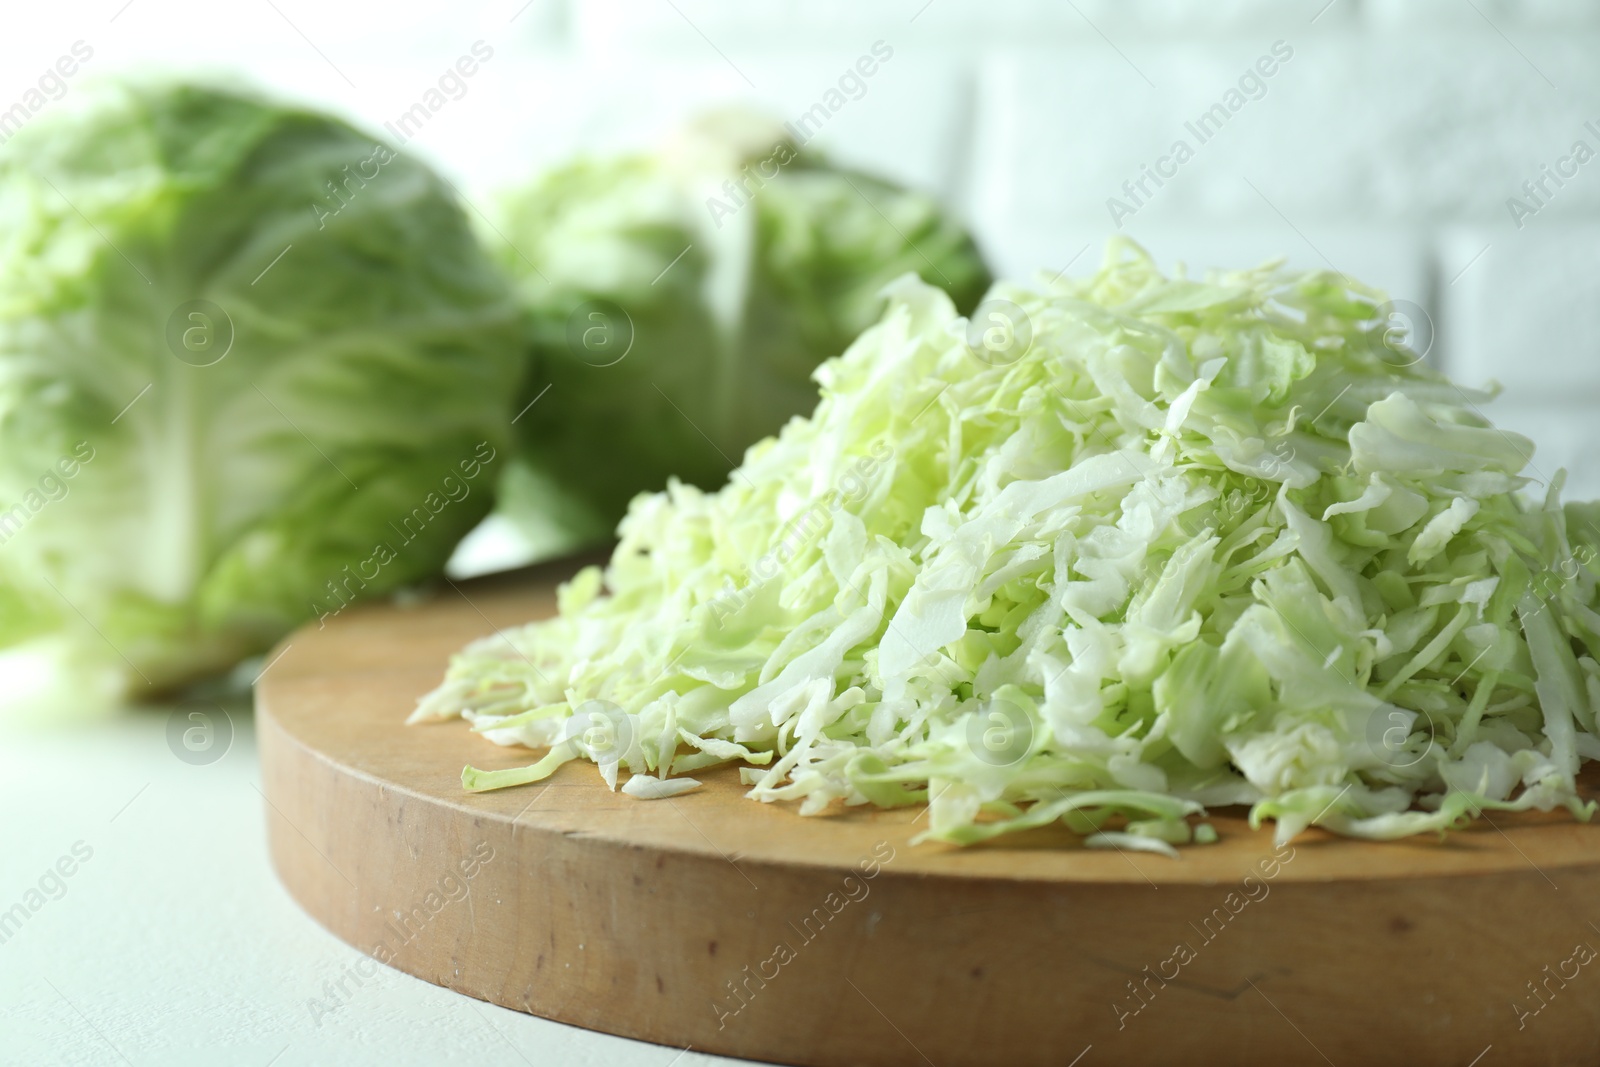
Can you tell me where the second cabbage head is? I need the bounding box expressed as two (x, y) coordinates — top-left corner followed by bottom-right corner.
(491, 115), (992, 559)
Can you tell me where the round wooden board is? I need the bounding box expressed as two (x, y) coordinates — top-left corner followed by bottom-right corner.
(258, 557), (1600, 1067)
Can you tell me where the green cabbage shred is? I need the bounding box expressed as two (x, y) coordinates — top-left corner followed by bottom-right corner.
(415, 239), (1600, 850)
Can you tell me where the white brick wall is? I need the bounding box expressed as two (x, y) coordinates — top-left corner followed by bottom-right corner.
(1365, 0), (1600, 26)
(974, 36), (1600, 230)
(417, 53), (975, 200)
(571, 0), (1351, 52)
(1441, 228), (1600, 400)
(5, 0), (1596, 500)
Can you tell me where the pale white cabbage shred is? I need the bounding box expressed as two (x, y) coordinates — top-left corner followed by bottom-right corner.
(414, 240), (1600, 849)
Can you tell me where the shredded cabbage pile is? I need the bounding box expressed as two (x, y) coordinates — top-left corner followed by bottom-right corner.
(414, 239), (1600, 853)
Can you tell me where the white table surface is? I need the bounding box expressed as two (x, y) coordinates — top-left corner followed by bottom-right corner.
(0, 700), (752, 1067)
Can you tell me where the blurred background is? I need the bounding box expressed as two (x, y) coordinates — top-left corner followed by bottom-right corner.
(6, 0), (1593, 511)
(3, 2), (1598, 1064)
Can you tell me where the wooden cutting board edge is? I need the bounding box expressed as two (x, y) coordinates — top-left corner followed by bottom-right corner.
(256, 560), (1600, 1067)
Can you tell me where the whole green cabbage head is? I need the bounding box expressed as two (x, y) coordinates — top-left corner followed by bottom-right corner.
(0, 81), (524, 711)
(491, 112), (991, 560)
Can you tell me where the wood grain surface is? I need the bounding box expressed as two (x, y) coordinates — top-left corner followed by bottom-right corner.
(257, 557), (1600, 1067)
